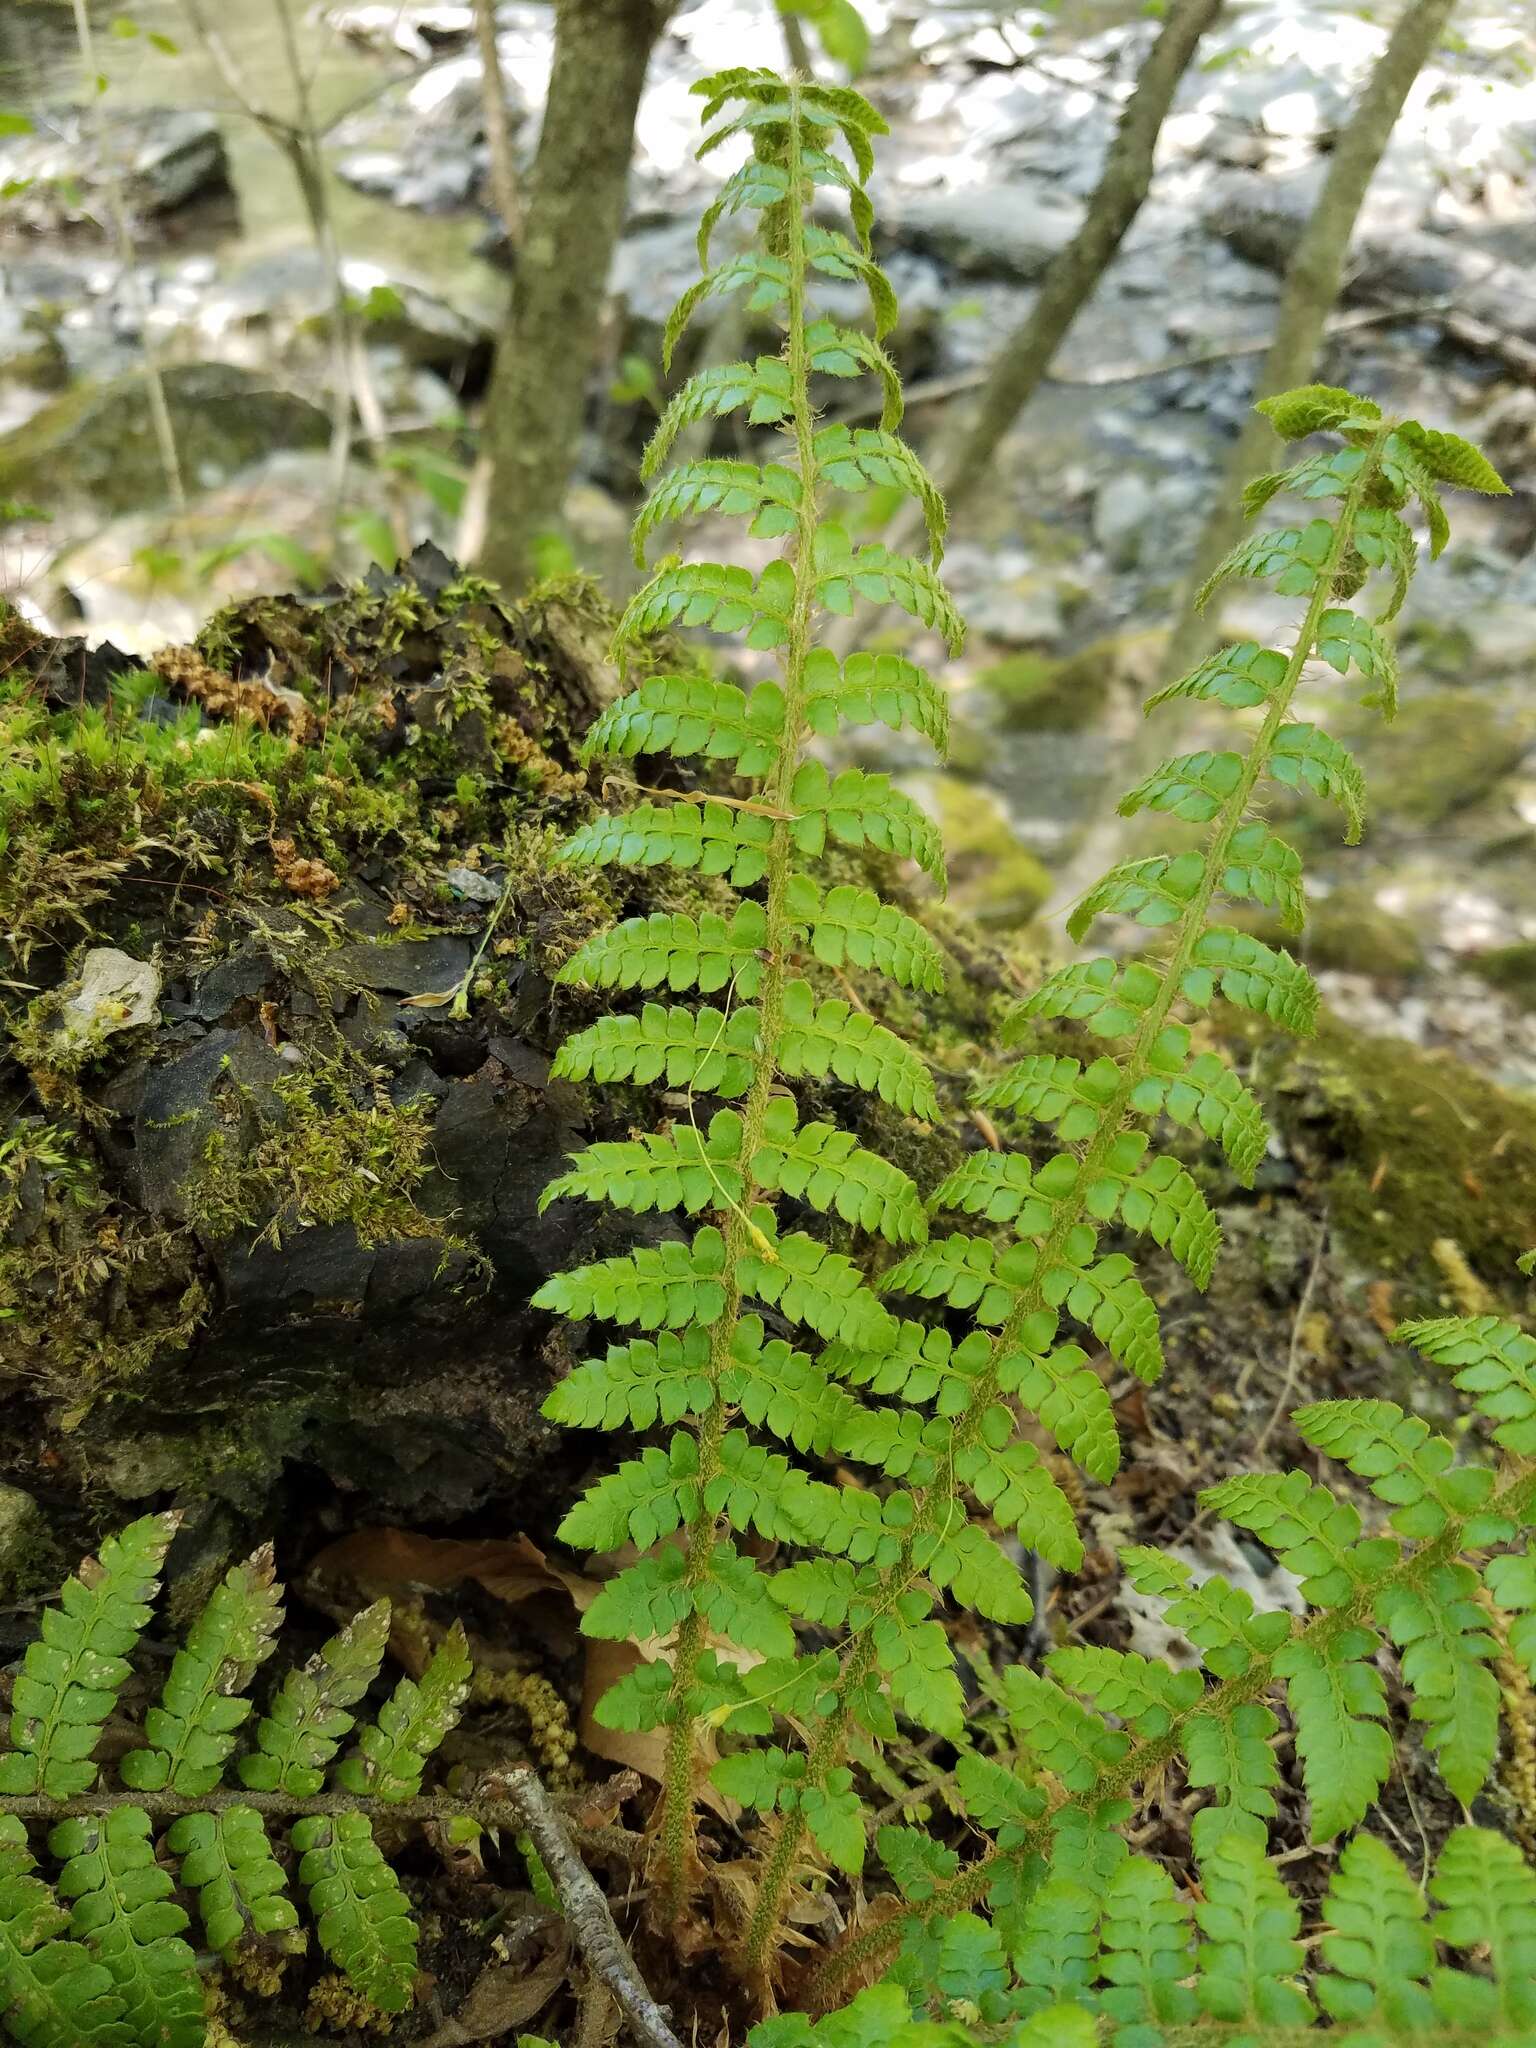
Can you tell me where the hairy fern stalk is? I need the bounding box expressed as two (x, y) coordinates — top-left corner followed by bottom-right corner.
(0, 1515), (473, 2047)
(536, 65), (964, 1939)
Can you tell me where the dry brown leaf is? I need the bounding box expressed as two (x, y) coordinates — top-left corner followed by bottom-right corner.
(419, 1922), (569, 2046)
(578, 1639), (730, 1821)
(307, 1527), (600, 1614)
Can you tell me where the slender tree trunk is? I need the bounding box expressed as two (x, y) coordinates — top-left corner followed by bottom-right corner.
(473, 0), (521, 243)
(939, 0), (1223, 519)
(476, 0), (672, 594)
(1162, 0), (1457, 674)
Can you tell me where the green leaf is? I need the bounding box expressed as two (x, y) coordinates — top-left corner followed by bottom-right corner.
(1316, 1831), (1437, 2030)
(557, 901), (768, 998)
(119, 1547), (282, 1796)
(48, 1808), (203, 2048)
(1313, 606), (1398, 716)
(1254, 383), (1380, 440)
(1293, 1396), (1492, 1538)
(790, 759), (945, 886)
(1098, 1854), (1197, 2034)
(1183, 1704), (1280, 1854)
(0, 1816), (130, 2048)
(786, 872), (947, 993)
(1012, 956), (1163, 1040)
(558, 799), (776, 888)
(0, 1512), (176, 1798)
(581, 672), (786, 772)
(955, 1437), (1083, 1569)
(998, 1341), (1119, 1482)
(810, 526), (961, 650)
(240, 1600), (391, 1796)
(1351, 503), (1417, 621)
(633, 464), (801, 564)
(557, 1436), (701, 1550)
(1128, 1047), (1269, 1186)
(751, 1097), (927, 1244)
(167, 1806), (300, 1955)
(1145, 639), (1288, 715)
(776, 979), (939, 1120)
(1047, 1645), (1202, 1739)
(1120, 749), (1244, 825)
(801, 645), (949, 753)
(292, 1811), (417, 2012)
(1185, 925), (1318, 1035)
(553, 1002), (761, 1098)
(1002, 1669), (1127, 1790)
(1396, 1313), (1536, 1458)
(1068, 849), (1205, 942)
(641, 359), (792, 477)
(1219, 820), (1305, 930)
(800, 1771), (867, 1873)
(813, 426), (944, 559)
(1273, 1629), (1392, 1840)
(1376, 1563), (1500, 1805)
(1194, 1833), (1313, 2027)
(1486, 1545), (1536, 1683)
(335, 1623), (473, 1803)
(532, 1226), (730, 1330)
(540, 1111), (747, 1220)
(615, 557), (794, 654)
(1430, 1825), (1536, 2027)
(1194, 518), (1333, 612)
(1395, 421), (1509, 496)
(1268, 721), (1366, 841)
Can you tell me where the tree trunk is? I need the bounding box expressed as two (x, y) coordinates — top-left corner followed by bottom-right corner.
(476, 0), (672, 594)
(1161, 0), (1457, 676)
(939, 0), (1223, 519)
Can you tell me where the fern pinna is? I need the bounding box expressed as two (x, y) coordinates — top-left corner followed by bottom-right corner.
(534, 65), (965, 1936)
(808, 1307), (1536, 2009)
(763, 1823), (1536, 2047)
(0, 1514), (471, 2047)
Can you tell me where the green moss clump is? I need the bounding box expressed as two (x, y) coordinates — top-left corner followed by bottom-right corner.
(1468, 942), (1536, 1007)
(1303, 889), (1425, 980)
(187, 1064), (463, 1254)
(1275, 1014), (1536, 1312)
(1350, 689), (1530, 827)
(929, 778), (1051, 930)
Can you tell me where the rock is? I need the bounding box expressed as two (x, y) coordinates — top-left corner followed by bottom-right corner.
(0, 108), (231, 229)
(55, 949), (160, 1053)
(881, 181), (1085, 282)
(1092, 473), (1156, 569)
(0, 363), (331, 516)
(328, 3), (474, 56)
(444, 866), (504, 904)
(0, 1484), (59, 1601)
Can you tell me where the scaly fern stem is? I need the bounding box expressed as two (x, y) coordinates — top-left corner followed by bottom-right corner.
(656, 82), (826, 1920)
(743, 422), (1393, 1970)
(807, 1451), (1536, 2009)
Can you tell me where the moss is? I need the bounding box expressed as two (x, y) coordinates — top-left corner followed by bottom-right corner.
(1272, 1013), (1536, 1315)
(976, 628), (1162, 734)
(185, 1063), (468, 1256)
(1303, 889), (1425, 980)
(1348, 689), (1531, 827)
(928, 778), (1051, 931)
(1467, 942), (1536, 1007)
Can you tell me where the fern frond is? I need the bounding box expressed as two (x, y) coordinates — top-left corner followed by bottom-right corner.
(553, 1002), (760, 1098)
(997, 1341), (1119, 1482)
(1316, 1831), (1437, 2029)
(167, 1806), (300, 1954)
(581, 671), (786, 769)
(0, 1818), (129, 2048)
(1272, 1630), (1392, 1840)
(1010, 955), (1164, 1040)
(812, 527), (961, 651)
(1002, 1670), (1128, 1790)
(533, 1227), (728, 1329)
(1269, 721), (1367, 840)
(1429, 1825), (1536, 2029)
(616, 558), (795, 653)
(954, 1437), (1083, 1568)
(336, 1625), (472, 1805)
(641, 360), (792, 478)
(0, 1514), (176, 1799)
(1182, 1703), (1281, 1853)
(291, 1812), (417, 2013)
(120, 1548), (282, 1796)
(559, 798), (776, 886)
(1194, 1834), (1313, 2027)
(663, 251), (792, 367)
(557, 902), (767, 997)
(776, 980), (939, 1119)
(632, 466), (801, 566)
(541, 1112), (747, 1219)
(802, 647), (950, 752)
(786, 873), (947, 993)
(790, 761), (945, 885)
(49, 1810), (203, 2048)
(812, 428), (945, 560)
(1292, 1397), (1495, 1538)
(241, 1600), (391, 1796)
(752, 1099), (927, 1244)
(1144, 638), (1286, 715)
(1396, 1313), (1536, 1457)
(545, 1328), (715, 1432)
(1376, 1563), (1500, 1804)
(1183, 925), (1318, 1033)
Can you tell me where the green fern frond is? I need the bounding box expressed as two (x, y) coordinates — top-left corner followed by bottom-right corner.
(775, 980), (940, 1118)
(559, 797), (776, 886)
(557, 902), (768, 996)
(48, 1810), (203, 2048)
(335, 1625), (472, 1804)
(167, 1806), (300, 1954)
(581, 670), (787, 767)
(291, 1812), (417, 2013)
(240, 1601), (390, 1797)
(802, 647), (949, 752)
(786, 873), (948, 992)
(553, 1002), (760, 1097)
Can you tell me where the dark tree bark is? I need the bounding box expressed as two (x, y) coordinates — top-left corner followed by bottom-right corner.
(476, 0), (673, 594)
(1162, 0), (1458, 675)
(939, 0), (1223, 519)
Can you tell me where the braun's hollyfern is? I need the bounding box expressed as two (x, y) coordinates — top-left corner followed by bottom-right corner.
(536, 65), (965, 1934)
(0, 1516), (477, 2047)
(539, 51), (1521, 1999)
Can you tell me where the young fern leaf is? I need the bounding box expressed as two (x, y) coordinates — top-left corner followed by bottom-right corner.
(538, 66), (964, 1932)
(0, 1529), (497, 2047)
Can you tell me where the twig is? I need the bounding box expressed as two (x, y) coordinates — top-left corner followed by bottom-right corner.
(1253, 1213), (1328, 1460)
(488, 1767), (685, 2048)
(69, 0), (185, 515)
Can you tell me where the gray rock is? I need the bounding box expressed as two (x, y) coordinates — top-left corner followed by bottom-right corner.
(0, 108), (230, 229)
(882, 181), (1085, 281)
(444, 866), (504, 904)
(331, 934), (474, 995)
(0, 363), (331, 516)
(1092, 474), (1157, 568)
(55, 949), (159, 1051)
(134, 1028), (286, 1222)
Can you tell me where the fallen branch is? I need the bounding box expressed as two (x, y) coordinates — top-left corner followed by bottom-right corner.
(490, 1766), (685, 2048)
